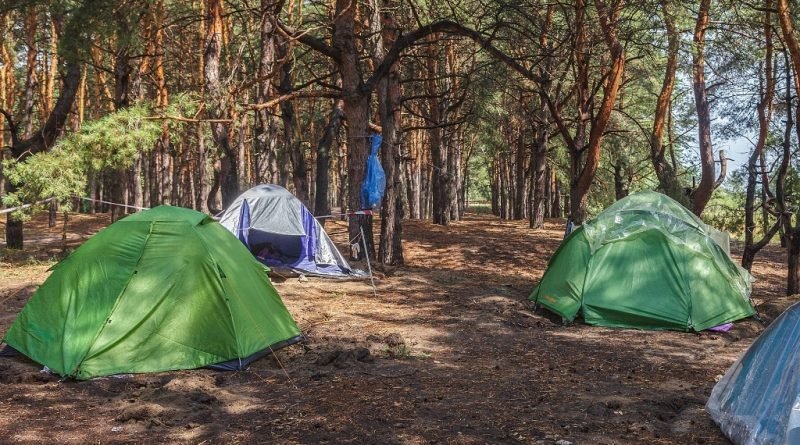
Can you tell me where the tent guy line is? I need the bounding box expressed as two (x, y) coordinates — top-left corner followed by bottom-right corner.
(77, 196), (150, 211)
(0, 197), (54, 215)
(313, 210), (374, 219)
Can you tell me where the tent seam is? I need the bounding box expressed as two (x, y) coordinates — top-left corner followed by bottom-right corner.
(70, 221), (155, 378)
(189, 224), (245, 366)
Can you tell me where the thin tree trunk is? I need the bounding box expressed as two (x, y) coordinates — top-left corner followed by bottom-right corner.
(314, 99), (344, 217)
(279, 54), (309, 204)
(514, 130), (527, 220)
(553, 175), (563, 218)
(490, 154), (499, 216)
(111, 13), (133, 222)
(20, 9), (38, 138)
(613, 160), (629, 199)
(448, 131), (462, 221)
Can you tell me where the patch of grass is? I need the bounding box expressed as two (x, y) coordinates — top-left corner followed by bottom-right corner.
(7, 245), (74, 263)
(466, 202), (493, 215)
(384, 344), (414, 358)
(0, 248), (57, 266)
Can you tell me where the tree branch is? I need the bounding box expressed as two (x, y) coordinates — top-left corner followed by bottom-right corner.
(246, 90), (343, 111)
(363, 20), (544, 95)
(278, 21), (341, 61)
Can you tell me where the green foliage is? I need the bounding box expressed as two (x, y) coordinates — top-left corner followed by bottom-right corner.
(68, 105), (163, 171)
(3, 96), (197, 216)
(2, 147), (85, 217)
(703, 189), (745, 238)
(466, 144), (492, 202)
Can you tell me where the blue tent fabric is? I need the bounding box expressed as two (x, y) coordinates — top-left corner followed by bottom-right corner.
(361, 134), (386, 209)
(219, 185), (364, 278)
(707, 302), (800, 444)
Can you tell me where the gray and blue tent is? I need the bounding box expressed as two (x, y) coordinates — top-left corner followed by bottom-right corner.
(219, 185), (362, 278)
(706, 302), (800, 444)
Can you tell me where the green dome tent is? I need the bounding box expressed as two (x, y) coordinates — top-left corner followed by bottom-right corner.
(529, 191), (755, 331)
(3, 206), (301, 379)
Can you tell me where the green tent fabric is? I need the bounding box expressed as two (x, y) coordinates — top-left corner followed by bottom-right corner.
(530, 191), (755, 331)
(3, 206), (301, 379)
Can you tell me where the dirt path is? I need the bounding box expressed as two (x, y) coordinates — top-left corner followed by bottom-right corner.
(0, 213), (790, 444)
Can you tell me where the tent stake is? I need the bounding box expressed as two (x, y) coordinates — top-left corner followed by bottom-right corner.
(360, 226), (378, 298)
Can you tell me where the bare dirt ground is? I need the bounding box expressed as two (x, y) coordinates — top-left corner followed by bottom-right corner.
(0, 211), (792, 444)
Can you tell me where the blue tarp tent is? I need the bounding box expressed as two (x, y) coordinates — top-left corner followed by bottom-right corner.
(707, 302), (800, 444)
(219, 185), (363, 278)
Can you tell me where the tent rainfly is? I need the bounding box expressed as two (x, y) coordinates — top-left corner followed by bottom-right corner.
(3, 206), (301, 379)
(219, 185), (363, 278)
(707, 301), (800, 445)
(529, 191), (755, 331)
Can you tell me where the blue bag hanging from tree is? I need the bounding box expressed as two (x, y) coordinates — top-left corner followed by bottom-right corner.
(361, 134), (386, 209)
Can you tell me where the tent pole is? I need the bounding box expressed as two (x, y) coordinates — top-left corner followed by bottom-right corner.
(360, 226), (378, 298)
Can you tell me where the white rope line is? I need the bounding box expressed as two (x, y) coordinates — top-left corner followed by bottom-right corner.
(0, 197), (55, 215)
(349, 231), (363, 245)
(213, 208), (374, 220)
(78, 196), (149, 211)
(314, 209), (374, 219)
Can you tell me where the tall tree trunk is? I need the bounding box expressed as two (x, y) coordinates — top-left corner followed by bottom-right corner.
(4, 60), (82, 248)
(405, 121), (422, 219)
(531, 5), (553, 229)
(690, 0), (716, 215)
(742, 7), (777, 272)
(426, 39), (450, 226)
(204, 0), (239, 208)
(154, 0), (171, 207)
(377, 7), (404, 265)
(530, 125), (549, 228)
(650, 0), (685, 203)
(332, 0), (374, 259)
(111, 14), (132, 222)
(573, 0), (625, 223)
(195, 1), (208, 211)
(500, 155), (510, 219)
(490, 154), (499, 216)
(513, 131), (527, 220)
(42, 20), (58, 119)
(776, 0), (800, 293)
(254, 0), (283, 185)
(546, 0), (625, 225)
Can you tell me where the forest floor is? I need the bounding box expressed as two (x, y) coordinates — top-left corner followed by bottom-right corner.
(0, 211), (792, 444)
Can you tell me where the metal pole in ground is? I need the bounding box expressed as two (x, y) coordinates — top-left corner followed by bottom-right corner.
(360, 226), (378, 298)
